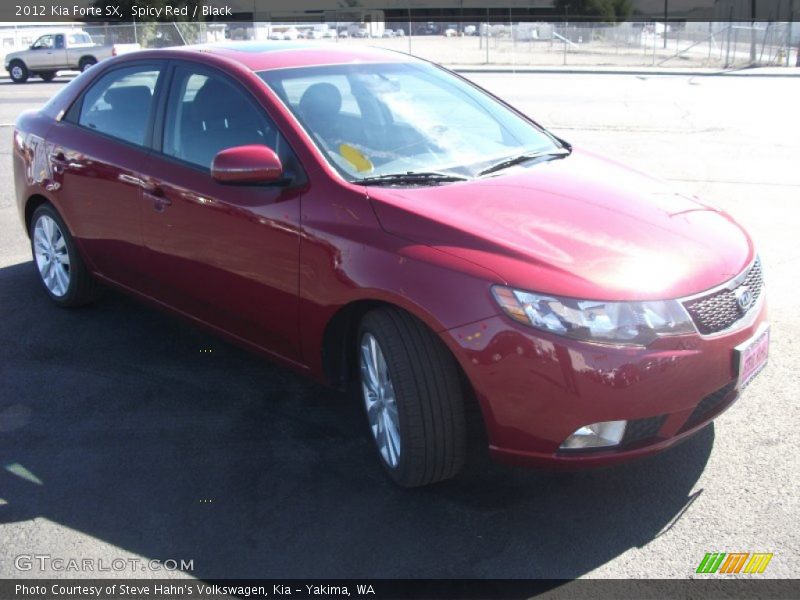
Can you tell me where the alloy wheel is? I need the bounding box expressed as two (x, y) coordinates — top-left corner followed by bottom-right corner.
(360, 332), (402, 468)
(33, 215), (70, 297)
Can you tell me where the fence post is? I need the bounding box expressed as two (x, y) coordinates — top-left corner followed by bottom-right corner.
(653, 22), (657, 65)
(407, 10), (411, 55)
(486, 16), (490, 64)
(724, 12), (733, 66)
(788, 0), (795, 66)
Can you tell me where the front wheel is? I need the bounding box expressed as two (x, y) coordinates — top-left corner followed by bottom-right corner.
(9, 61), (28, 83)
(30, 204), (95, 307)
(358, 308), (467, 487)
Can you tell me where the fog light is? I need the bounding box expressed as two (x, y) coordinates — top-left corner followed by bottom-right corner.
(560, 420), (627, 450)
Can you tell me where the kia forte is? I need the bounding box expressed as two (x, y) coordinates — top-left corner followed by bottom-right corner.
(13, 42), (768, 486)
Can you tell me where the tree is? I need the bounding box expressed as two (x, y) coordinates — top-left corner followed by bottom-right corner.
(554, 0), (633, 22)
(90, 0), (205, 47)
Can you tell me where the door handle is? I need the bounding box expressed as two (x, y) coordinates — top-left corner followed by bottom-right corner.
(50, 151), (67, 174)
(143, 186), (172, 212)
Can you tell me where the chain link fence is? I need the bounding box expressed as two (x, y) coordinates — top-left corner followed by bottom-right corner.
(2, 21), (798, 69)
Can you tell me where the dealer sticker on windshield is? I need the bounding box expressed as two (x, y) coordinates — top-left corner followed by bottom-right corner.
(735, 324), (770, 389)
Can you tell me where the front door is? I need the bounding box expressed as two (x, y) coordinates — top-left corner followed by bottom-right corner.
(27, 35), (60, 69)
(139, 63), (304, 363)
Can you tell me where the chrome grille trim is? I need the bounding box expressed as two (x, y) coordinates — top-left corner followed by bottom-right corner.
(681, 257), (764, 335)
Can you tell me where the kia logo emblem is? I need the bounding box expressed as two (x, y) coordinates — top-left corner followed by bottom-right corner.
(735, 287), (753, 312)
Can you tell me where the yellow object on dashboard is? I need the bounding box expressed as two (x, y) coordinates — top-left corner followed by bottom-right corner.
(339, 144), (374, 173)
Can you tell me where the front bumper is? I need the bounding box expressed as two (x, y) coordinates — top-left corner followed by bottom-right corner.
(444, 298), (768, 469)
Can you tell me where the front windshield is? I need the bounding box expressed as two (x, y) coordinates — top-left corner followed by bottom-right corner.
(259, 62), (561, 181)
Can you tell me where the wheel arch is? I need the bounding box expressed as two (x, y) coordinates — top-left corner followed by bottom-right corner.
(320, 297), (489, 449)
(321, 298), (387, 390)
(24, 193), (51, 236)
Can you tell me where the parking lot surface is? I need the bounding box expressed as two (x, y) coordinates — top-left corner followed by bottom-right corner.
(0, 72), (798, 579)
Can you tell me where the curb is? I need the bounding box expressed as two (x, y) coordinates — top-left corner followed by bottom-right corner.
(448, 66), (800, 77)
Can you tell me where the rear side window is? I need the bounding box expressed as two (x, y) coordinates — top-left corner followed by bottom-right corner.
(162, 65), (285, 170)
(69, 33), (91, 45)
(76, 65), (161, 146)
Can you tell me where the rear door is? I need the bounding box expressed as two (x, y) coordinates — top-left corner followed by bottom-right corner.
(46, 61), (165, 286)
(138, 62), (305, 362)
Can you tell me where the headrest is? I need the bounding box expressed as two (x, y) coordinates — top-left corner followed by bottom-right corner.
(191, 79), (254, 123)
(298, 82), (343, 119)
(103, 86), (152, 111)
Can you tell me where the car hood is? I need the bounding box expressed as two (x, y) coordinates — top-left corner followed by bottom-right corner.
(366, 149), (753, 301)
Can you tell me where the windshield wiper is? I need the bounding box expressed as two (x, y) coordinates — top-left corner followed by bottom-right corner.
(478, 149), (571, 177)
(356, 171), (469, 186)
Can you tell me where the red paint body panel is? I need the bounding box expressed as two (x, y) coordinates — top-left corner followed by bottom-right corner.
(137, 154), (304, 362)
(444, 301), (767, 467)
(13, 43), (767, 469)
(368, 149), (753, 301)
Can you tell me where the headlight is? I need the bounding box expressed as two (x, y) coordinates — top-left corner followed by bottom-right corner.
(492, 285), (696, 346)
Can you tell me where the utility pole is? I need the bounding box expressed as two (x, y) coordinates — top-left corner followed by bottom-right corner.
(750, 0), (758, 62)
(663, 0), (668, 48)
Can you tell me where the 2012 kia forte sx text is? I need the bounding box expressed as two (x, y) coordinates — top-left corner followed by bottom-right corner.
(13, 42), (769, 487)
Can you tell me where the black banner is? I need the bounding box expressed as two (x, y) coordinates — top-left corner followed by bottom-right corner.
(0, 0), (796, 23)
(2, 579), (800, 600)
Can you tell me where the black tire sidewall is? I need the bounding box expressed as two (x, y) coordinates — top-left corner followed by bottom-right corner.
(79, 58), (97, 72)
(29, 204), (85, 306)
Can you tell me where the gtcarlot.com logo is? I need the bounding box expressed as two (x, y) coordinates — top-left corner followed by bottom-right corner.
(696, 552), (773, 574)
(15, 554), (194, 572)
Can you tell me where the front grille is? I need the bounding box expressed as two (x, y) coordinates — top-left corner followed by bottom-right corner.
(678, 381), (737, 433)
(621, 414), (668, 447)
(682, 258), (763, 335)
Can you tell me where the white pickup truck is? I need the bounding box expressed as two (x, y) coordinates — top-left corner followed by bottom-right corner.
(4, 30), (140, 83)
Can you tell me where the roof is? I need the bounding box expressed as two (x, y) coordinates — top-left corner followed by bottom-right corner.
(171, 41), (417, 72)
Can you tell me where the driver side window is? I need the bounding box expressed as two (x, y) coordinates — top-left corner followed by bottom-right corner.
(163, 66), (285, 171)
(33, 35), (54, 49)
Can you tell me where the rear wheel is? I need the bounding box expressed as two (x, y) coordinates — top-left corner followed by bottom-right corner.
(39, 71), (56, 82)
(358, 308), (466, 487)
(9, 61), (28, 83)
(78, 57), (97, 72)
(30, 204), (95, 307)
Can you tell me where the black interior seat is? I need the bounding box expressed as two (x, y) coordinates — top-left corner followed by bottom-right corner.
(180, 78), (272, 168)
(298, 82), (343, 148)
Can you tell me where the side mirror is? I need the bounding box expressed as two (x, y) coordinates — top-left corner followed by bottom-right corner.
(211, 145), (285, 185)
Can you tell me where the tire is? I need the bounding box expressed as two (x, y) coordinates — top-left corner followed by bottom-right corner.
(358, 307), (466, 487)
(29, 203), (95, 307)
(9, 60), (28, 83)
(39, 71), (56, 82)
(78, 57), (97, 72)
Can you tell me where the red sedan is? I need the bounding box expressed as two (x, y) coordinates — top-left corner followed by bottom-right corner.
(13, 43), (769, 486)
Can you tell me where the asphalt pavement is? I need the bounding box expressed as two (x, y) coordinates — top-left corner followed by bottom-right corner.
(0, 72), (798, 580)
